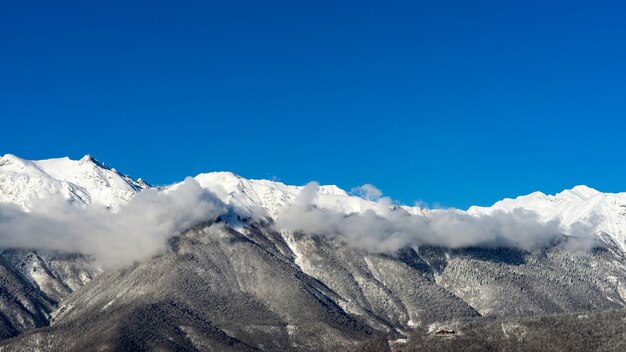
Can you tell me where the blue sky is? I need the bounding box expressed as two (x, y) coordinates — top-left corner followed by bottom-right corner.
(1, 0), (625, 209)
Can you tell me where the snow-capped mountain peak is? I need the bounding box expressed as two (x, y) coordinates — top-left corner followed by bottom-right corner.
(554, 185), (600, 201)
(468, 185), (626, 251)
(3, 155), (626, 253)
(0, 154), (147, 211)
(191, 171), (374, 219)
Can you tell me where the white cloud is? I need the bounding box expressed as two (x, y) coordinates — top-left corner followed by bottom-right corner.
(351, 184), (383, 201)
(0, 178), (600, 270)
(0, 178), (226, 268)
(277, 182), (598, 253)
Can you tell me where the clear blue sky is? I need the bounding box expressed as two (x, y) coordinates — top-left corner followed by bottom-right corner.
(1, 0), (625, 209)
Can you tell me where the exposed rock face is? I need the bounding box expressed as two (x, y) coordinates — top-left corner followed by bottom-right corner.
(0, 250), (97, 339)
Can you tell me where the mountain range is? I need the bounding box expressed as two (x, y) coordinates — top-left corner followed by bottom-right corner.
(0, 154), (625, 351)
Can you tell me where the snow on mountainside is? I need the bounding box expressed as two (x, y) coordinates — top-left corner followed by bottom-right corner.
(0, 154), (143, 338)
(3, 155), (626, 350)
(0, 154), (147, 211)
(3, 153), (626, 254)
(193, 172), (391, 219)
(468, 185), (626, 252)
(0, 154), (384, 218)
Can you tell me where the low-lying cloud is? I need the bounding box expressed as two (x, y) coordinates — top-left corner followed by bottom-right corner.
(351, 184), (383, 201)
(0, 178), (601, 269)
(277, 182), (599, 253)
(0, 178), (226, 268)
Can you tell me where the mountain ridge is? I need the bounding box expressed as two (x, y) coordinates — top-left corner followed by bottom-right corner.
(1, 154), (626, 351)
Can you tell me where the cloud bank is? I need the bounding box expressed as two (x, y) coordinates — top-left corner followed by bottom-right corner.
(0, 178), (225, 268)
(277, 183), (599, 253)
(0, 178), (600, 269)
